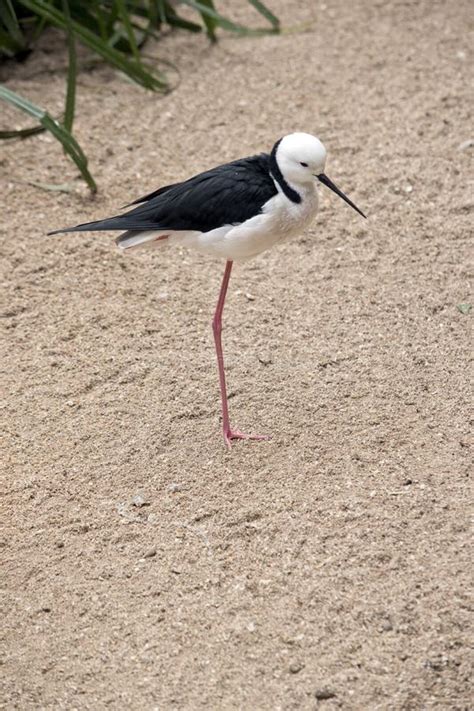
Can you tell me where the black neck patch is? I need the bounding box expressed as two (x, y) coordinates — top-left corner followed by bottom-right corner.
(269, 139), (302, 204)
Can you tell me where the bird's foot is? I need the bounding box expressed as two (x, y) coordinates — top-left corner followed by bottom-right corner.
(224, 428), (271, 449)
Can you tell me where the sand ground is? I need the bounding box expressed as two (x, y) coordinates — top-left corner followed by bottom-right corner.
(1, 0), (472, 708)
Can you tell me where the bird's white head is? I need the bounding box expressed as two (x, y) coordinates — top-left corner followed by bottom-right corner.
(274, 132), (327, 186)
(272, 132), (366, 218)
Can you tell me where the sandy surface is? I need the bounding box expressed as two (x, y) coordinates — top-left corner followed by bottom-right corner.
(1, 0), (472, 708)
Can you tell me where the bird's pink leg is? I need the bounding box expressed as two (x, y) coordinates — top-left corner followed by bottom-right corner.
(212, 260), (270, 448)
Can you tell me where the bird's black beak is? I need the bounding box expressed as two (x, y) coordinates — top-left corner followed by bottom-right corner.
(317, 173), (366, 219)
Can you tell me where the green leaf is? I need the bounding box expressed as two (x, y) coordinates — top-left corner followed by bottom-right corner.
(180, 0), (275, 37)
(246, 0), (280, 30)
(196, 0), (218, 42)
(0, 84), (97, 192)
(155, 0), (167, 26)
(162, 12), (202, 33)
(0, 123), (46, 139)
(457, 303), (472, 315)
(62, 0), (77, 133)
(116, 0), (141, 61)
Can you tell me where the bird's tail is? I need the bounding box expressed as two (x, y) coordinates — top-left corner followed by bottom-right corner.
(47, 216), (129, 235)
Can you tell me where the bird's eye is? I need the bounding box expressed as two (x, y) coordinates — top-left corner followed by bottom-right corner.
(300, 162), (308, 167)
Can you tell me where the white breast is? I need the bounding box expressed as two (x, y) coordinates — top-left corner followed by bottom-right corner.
(263, 185), (319, 239)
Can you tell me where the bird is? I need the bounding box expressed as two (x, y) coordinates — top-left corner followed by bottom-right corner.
(49, 132), (366, 448)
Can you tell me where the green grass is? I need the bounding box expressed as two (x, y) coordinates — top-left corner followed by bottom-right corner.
(0, 0), (279, 191)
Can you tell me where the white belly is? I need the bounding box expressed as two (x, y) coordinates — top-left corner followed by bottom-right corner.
(181, 186), (320, 261)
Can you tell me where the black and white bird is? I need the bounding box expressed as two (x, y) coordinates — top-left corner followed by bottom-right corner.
(49, 132), (366, 448)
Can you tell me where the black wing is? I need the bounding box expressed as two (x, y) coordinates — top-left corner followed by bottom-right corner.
(123, 181), (181, 207)
(48, 154), (277, 235)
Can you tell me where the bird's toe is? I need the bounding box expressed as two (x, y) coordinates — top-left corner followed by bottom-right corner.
(224, 428), (271, 448)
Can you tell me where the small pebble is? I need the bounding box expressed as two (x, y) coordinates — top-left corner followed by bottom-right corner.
(314, 688), (336, 700)
(457, 139), (474, 151)
(289, 661), (304, 674)
(144, 548), (157, 559)
(132, 494), (149, 508)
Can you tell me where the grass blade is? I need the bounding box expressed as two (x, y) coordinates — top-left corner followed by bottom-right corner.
(89, 0), (108, 41)
(180, 0), (277, 37)
(116, 0), (141, 60)
(246, 0), (279, 30)
(0, 84), (97, 192)
(62, 0), (76, 133)
(196, 0), (218, 42)
(0, 123), (46, 139)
